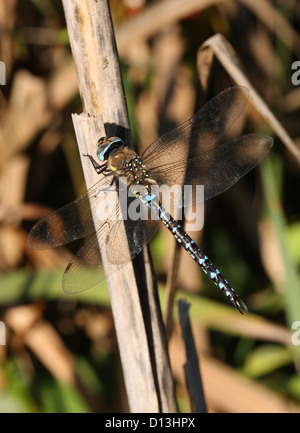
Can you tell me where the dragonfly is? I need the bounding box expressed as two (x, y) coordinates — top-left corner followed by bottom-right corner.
(28, 86), (273, 313)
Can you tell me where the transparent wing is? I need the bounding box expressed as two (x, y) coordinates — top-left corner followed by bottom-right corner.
(140, 87), (273, 211)
(150, 133), (273, 208)
(27, 173), (114, 249)
(28, 172), (159, 294)
(142, 86), (250, 170)
(62, 198), (159, 295)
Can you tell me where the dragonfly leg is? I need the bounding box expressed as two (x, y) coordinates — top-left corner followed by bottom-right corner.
(83, 154), (108, 174)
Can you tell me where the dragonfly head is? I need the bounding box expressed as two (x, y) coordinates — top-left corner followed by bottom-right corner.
(97, 137), (125, 162)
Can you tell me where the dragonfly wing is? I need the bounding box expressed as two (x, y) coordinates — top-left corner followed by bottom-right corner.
(148, 133), (273, 212)
(28, 173), (114, 249)
(142, 86), (250, 171)
(62, 231), (106, 295)
(105, 205), (160, 266)
(194, 133), (273, 201)
(62, 201), (160, 294)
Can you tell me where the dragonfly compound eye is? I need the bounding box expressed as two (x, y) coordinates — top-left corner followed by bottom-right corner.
(97, 137), (125, 162)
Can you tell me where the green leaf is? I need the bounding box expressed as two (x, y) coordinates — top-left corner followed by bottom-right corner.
(243, 344), (294, 377)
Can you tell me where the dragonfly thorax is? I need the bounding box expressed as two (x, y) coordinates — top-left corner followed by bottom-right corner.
(97, 137), (125, 162)
(97, 137), (152, 186)
(109, 147), (151, 186)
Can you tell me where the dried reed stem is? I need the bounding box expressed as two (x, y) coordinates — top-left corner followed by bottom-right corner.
(62, 0), (177, 413)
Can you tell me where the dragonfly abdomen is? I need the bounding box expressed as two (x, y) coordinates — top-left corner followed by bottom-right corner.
(142, 192), (247, 314)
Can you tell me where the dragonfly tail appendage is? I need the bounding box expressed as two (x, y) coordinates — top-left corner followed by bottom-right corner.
(231, 295), (248, 314)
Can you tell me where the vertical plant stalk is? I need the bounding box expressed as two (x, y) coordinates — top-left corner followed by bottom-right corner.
(164, 234), (181, 338)
(197, 34), (300, 164)
(178, 300), (207, 413)
(62, 0), (177, 412)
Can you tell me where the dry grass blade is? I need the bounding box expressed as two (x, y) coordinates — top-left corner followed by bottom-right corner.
(174, 292), (293, 345)
(197, 34), (300, 164)
(0, 0), (17, 78)
(281, 87), (300, 113)
(4, 304), (103, 411)
(240, 0), (300, 58)
(116, 0), (224, 56)
(164, 239), (181, 338)
(169, 332), (300, 413)
(0, 58), (78, 164)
